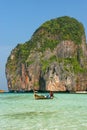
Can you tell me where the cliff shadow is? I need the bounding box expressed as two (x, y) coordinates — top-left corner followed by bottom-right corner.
(39, 76), (46, 91)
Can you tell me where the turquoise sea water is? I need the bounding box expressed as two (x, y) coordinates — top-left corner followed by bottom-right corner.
(0, 93), (87, 130)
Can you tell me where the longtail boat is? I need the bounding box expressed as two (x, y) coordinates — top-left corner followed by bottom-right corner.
(34, 92), (54, 100)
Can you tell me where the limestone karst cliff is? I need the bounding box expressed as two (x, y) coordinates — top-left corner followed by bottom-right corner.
(6, 16), (87, 92)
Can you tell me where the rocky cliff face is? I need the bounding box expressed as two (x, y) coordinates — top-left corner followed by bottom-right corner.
(6, 16), (87, 92)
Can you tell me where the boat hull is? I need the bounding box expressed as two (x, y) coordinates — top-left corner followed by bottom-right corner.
(34, 93), (53, 100)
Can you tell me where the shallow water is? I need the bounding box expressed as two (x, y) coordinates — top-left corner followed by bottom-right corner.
(0, 93), (87, 130)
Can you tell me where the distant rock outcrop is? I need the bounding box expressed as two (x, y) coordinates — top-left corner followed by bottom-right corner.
(0, 90), (4, 93)
(6, 16), (87, 92)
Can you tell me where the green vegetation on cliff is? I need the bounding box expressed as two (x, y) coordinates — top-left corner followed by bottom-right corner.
(7, 16), (85, 70)
(8, 16), (85, 64)
(6, 16), (86, 78)
(35, 16), (85, 44)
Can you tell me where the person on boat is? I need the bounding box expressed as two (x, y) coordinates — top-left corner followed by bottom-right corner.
(50, 91), (54, 98)
(46, 91), (54, 98)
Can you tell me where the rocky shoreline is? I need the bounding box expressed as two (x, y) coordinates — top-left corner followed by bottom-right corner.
(7, 90), (87, 94)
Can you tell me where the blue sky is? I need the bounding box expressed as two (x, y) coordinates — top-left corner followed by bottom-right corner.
(0, 0), (87, 91)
